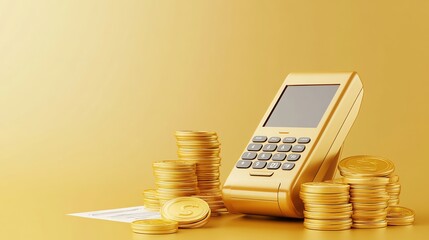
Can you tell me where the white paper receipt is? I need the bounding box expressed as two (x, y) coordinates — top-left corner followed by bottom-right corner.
(68, 206), (161, 223)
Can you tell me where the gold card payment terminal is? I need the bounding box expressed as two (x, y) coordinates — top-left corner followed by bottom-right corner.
(222, 72), (363, 218)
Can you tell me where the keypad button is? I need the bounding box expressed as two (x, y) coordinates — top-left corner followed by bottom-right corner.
(236, 160), (252, 169)
(287, 154), (301, 161)
(292, 145), (306, 152)
(272, 153), (287, 161)
(252, 161), (267, 169)
(252, 136), (267, 143)
(283, 137), (296, 143)
(268, 137), (281, 143)
(278, 144), (292, 152)
(282, 162), (295, 170)
(298, 137), (311, 144)
(257, 153), (272, 160)
(241, 152), (257, 160)
(267, 162), (281, 170)
(262, 144), (277, 152)
(247, 143), (263, 151)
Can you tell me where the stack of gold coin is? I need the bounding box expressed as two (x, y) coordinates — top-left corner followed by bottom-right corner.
(161, 197), (211, 228)
(324, 175), (401, 207)
(131, 219), (178, 234)
(387, 175), (401, 206)
(175, 130), (225, 215)
(152, 160), (198, 205)
(386, 206), (415, 226)
(339, 155), (394, 229)
(300, 182), (353, 231)
(143, 189), (160, 211)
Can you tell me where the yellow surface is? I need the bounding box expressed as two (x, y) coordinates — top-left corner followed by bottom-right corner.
(0, 0), (428, 239)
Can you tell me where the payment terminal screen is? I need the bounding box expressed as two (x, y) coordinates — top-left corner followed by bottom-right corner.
(263, 85), (339, 128)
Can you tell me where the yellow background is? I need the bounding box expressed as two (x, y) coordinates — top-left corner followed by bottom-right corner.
(1, 0), (428, 239)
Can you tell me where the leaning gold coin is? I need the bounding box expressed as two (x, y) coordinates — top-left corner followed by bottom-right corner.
(339, 155), (394, 177)
(161, 197), (210, 224)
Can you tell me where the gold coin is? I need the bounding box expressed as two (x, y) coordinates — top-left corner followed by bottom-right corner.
(153, 160), (196, 166)
(137, 229), (176, 234)
(301, 198), (350, 205)
(353, 217), (387, 223)
(353, 217), (387, 222)
(386, 183), (401, 189)
(350, 185), (387, 190)
(143, 189), (157, 194)
(343, 176), (390, 185)
(352, 202), (388, 210)
(176, 139), (219, 143)
(351, 194), (389, 200)
(388, 200), (400, 206)
(132, 229), (178, 235)
(175, 130), (217, 135)
(305, 206), (353, 213)
(156, 182), (198, 187)
(387, 220), (414, 226)
(352, 220), (387, 229)
(153, 173), (197, 178)
(339, 155), (394, 177)
(304, 223), (352, 231)
(304, 211), (352, 219)
(161, 197), (211, 224)
(352, 209), (387, 217)
(303, 221), (352, 231)
(175, 132), (217, 137)
(178, 210), (211, 228)
(177, 145), (221, 150)
(301, 182), (349, 194)
(324, 178), (345, 184)
(386, 206), (415, 225)
(305, 203), (352, 209)
(300, 192), (349, 198)
(350, 188), (389, 194)
(350, 195), (390, 203)
(304, 218), (352, 225)
(156, 193), (198, 198)
(389, 174), (399, 183)
(176, 141), (218, 145)
(131, 219), (178, 234)
(180, 157), (221, 161)
(350, 189), (389, 197)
